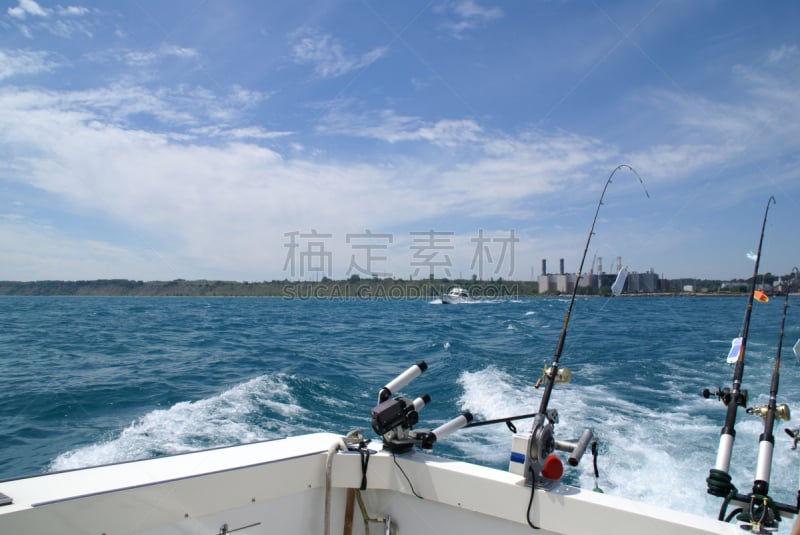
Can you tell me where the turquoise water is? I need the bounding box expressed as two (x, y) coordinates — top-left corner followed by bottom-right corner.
(1, 295), (799, 529)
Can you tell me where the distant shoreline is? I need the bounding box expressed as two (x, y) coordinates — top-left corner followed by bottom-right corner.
(0, 279), (778, 298)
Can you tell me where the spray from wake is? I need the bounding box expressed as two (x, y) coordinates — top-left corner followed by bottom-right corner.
(49, 374), (305, 472)
(449, 365), (761, 523)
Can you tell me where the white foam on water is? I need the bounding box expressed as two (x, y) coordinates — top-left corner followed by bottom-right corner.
(49, 374), (305, 472)
(450, 366), (541, 466)
(583, 397), (719, 517)
(448, 365), (799, 533)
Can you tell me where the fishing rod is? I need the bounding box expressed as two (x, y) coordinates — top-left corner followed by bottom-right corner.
(537, 164), (649, 416)
(523, 164), (649, 486)
(706, 196), (775, 503)
(751, 279), (791, 497)
(715, 269), (800, 531)
(736, 274), (793, 532)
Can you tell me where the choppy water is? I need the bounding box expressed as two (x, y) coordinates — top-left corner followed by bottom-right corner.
(1, 295), (799, 531)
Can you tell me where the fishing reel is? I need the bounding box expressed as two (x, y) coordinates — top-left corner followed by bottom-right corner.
(510, 362), (595, 487)
(747, 404), (791, 422)
(534, 362), (572, 389)
(526, 411), (560, 479)
(370, 361), (473, 454)
(510, 408), (596, 488)
(703, 387), (748, 408)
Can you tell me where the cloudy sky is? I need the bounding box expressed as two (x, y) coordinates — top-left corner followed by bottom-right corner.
(1, 1), (798, 282)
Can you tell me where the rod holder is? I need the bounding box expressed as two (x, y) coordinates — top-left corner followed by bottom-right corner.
(558, 428), (595, 467)
(378, 361), (427, 403)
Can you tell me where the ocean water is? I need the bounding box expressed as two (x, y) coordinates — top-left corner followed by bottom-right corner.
(1, 295), (799, 530)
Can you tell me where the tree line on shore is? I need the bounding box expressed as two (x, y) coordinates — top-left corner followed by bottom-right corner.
(0, 274), (791, 297)
(0, 278), (533, 297)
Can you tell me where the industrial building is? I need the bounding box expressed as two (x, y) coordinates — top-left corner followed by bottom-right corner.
(537, 257), (661, 294)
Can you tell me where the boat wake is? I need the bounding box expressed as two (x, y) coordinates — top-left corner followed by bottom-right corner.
(48, 374), (305, 472)
(447, 364), (798, 526)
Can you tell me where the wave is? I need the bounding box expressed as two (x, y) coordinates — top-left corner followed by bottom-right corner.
(445, 363), (800, 524)
(48, 374), (304, 472)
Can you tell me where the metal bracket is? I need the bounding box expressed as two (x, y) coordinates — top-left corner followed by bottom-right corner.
(216, 522), (261, 534)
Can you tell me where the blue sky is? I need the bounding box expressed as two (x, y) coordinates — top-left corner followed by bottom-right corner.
(1, 0), (798, 282)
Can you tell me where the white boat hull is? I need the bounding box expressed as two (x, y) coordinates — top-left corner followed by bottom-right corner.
(441, 296), (471, 304)
(0, 432), (744, 534)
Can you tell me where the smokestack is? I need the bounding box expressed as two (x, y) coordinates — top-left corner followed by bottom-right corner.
(559, 258), (565, 275)
(542, 259), (547, 275)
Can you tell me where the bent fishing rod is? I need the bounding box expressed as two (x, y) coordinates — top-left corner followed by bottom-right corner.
(525, 164), (649, 484)
(706, 196), (776, 502)
(537, 164), (649, 415)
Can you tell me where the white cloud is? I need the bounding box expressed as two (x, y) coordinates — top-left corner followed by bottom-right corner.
(189, 125), (293, 140)
(57, 6), (90, 17)
(625, 142), (743, 194)
(0, 81), (269, 132)
(0, 218), (168, 281)
(624, 52), (800, 190)
(7, 0), (95, 38)
(319, 108), (483, 147)
(767, 44), (798, 64)
(436, 0), (504, 39)
(436, 132), (617, 215)
(124, 44), (199, 66)
(8, 0), (48, 20)
(453, 0), (503, 21)
(225, 127), (292, 140)
(1, 29), (799, 281)
(160, 44), (199, 59)
(290, 29), (387, 78)
(61, 84), (198, 126)
(0, 83), (625, 279)
(124, 50), (157, 66)
(0, 87), (399, 277)
(0, 49), (56, 80)
(228, 85), (269, 107)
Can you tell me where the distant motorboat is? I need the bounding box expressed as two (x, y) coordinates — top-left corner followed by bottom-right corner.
(441, 286), (472, 304)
